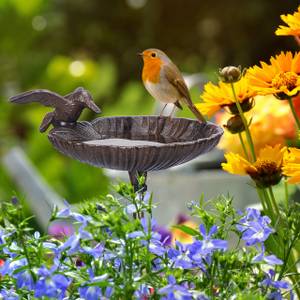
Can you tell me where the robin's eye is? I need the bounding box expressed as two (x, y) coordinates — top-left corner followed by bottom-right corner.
(151, 53), (156, 58)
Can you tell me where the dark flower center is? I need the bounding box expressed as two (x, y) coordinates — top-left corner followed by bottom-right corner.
(246, 160), (282, 188)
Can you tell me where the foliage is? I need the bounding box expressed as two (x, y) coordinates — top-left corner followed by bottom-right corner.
(0, 182), (296, 299)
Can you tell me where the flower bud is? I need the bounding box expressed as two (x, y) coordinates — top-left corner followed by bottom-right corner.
(224, 115), (245, 134)
(219, 66), (242, 83)
(228, 98), (254, 114)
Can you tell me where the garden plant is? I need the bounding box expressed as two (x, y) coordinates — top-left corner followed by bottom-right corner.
(2, 4), (300, 300)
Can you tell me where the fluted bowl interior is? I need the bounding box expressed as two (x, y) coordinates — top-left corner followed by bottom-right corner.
(48, 116), (223, 171)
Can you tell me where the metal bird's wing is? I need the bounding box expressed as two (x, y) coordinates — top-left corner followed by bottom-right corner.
(64, 87), (101, 114)
(9, 89), (67, 109)
(163, 64), (206, 122)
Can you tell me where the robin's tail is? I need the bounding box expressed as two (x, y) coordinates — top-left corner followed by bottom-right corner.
(184, 99), (206, 123)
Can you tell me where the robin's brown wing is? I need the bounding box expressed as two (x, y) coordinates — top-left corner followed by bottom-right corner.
(163, 64), (206, 122)
(163, 64), (192, 102)
(9, 89), (67, 109)
(174, 100), (183, 110)
(64, 87), (101, 113)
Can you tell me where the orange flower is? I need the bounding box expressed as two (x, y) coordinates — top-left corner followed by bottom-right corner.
(217, 95), (296, 156)
(247, 52), (300, 99)
(276, 6), (300, 37)
(283, 147), (300, 183)
(196, 76), (256, 118)
(222, 144), (286, 188)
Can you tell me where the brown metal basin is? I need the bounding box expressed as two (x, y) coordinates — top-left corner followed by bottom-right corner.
(48, 116), (223, 172)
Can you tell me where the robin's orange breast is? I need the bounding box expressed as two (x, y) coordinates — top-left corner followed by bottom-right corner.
(142, 59), (162, 84)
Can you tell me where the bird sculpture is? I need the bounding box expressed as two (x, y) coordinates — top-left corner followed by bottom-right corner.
(10, 87), (101, 132)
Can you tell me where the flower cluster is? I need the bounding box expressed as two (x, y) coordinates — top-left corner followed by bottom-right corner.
(0, 187), (293, 299)
(216, 95), (296, 157)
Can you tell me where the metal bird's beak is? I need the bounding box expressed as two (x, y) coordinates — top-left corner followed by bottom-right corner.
(87, 100), (101, 114)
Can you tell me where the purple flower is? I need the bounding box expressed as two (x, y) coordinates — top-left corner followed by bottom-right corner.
(0, 289), (19, 300)
(125, 191), (151, 214)
(158, 276), (192, 300)
(154, 226), (173, 246)
(188, 225), (227, 265)
(176, 214), (190, 224)
(168, 241), (194, 270)
(262, 269), (290, 290)
(34, 266), (71, 299)
(79, 286), (101, 300)
(134, 284), (152, 299)
(48, 221), (74, 239)
(15, 270), (34, 291)
(237, 208), (274, 246)
(252, 244), (283, 265)
(127, 217), (167, 256)
(0, 258), (28, 276)
(267, 291), (283, 300)
(82, 243), (104, 258)
(79, 271), (110, 300)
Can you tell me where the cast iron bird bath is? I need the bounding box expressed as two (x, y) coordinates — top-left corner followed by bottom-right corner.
(10, 88), (223, 192)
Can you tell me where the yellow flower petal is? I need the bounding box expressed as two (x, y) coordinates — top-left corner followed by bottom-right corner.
(247, 52), (300, 98)
(196, 76), (256, 117)
(222, 152), (251, 175)
(275, 6), (300, 37)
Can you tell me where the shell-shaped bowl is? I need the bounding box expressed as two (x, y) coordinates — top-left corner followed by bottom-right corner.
(48, 116), (223, 172)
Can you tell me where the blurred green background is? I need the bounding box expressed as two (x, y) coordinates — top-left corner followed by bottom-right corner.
(0, 0), (298, 203)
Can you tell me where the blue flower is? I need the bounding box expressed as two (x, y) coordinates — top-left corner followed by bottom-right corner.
(237, 208), (274, 246)
(0, 289), (19, 300)
(34, 266), (71, 299)
(82, 243), (104, 258)
(252, 244), (283, 265)
(134, 284), (153, 299)
(158, 276), (192, 300)
(127, 217), (167, 256)
(168, 241), (194, 270)
(15, 270), (34, 291)
(261, 269), (290, 290)
(188, 225), (227, 266)
(0, 258), (28, 276)
(79, 271), (110, 300)
(125, 191), (151, 214)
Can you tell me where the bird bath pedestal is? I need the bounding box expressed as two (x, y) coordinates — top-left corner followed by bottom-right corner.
(47, 116), (223, 192)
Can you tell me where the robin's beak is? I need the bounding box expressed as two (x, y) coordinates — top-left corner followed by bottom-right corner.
(137, 52), (143, 57)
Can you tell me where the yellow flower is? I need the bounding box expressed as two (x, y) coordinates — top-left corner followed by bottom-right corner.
(247, 52), (300, 99)
(275, 6), (300, 37)
(196, 76), (256, 118)
(217, 95), (297, 156)
(283, 147), (300, 183)
(222, 144), (286, 188)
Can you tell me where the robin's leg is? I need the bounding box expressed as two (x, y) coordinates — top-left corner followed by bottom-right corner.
(159, 104), (168, 117)
(167, 104), (177, 121)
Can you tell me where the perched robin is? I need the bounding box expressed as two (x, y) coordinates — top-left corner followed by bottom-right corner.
(139, 48), (206, 122)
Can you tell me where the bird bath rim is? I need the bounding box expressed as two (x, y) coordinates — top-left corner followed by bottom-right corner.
(50, 115), (223, 149)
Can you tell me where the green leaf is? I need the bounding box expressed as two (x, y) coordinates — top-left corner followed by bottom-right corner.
(172, 224), (199, 236)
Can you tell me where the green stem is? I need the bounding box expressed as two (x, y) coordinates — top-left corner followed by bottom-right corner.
(256, 187), (267, 212)
(284, 179), (289, 210)
(268, 186), (280, 217)
(238, 132), (249, 160)
(230, 83), (256, 162)
(287, 97), (300, 130)
(261, 188), (275, 223)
